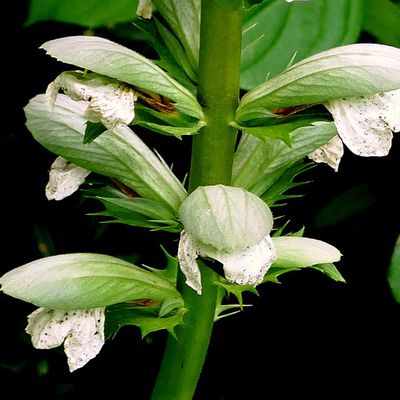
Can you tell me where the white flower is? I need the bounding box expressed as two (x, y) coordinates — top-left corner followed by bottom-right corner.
(285, 0), (309, 2)
(178, 185), (276, 294)
(45, 156), (90, 201)
(46, 71), (137, 130)
(309, 89), (400, 170)
(308, 135), (344, 172)
(137, 0), (152, 19)
(26, 307), (105, 372)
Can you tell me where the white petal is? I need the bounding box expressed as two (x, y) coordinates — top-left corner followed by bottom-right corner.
(308, 135), (344, 171)
(137, 0), (152, 19)
(201, 235), (276, 286)
(45, 156), (90, 201)
(26, 307), (105, 372)
(84, 83), (137, 129)
(46, 71), (137, 130)
(177, 231), (202, 295)
(26, 308), (74, 349)
(64, 308), (105, 372)
(325, 89), (400, 157)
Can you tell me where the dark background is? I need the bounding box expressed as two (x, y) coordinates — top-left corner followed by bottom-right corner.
(1, 1), (399, 398)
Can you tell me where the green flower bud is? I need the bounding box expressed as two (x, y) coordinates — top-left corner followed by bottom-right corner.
(179, 185), (273, 253)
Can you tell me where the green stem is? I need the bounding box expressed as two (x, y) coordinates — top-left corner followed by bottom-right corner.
(189, 0), (243, 190)
(151, 1), (243, 399)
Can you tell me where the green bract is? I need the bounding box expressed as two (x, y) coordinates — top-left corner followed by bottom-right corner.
(272, 236), (342, 268)
(0, 253), (181, 310)
(236, 43), (400, 122)
(179, 185), (273, 252)
(25, 94), (187, 213)
(152, 0), (200, 74)
(40, 35), (203, 119)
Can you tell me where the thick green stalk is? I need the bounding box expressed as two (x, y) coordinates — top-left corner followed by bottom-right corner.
(189, 1), (243, 189)
(151, 1), (243, 399)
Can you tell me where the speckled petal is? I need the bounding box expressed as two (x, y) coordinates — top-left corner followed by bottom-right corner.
(201, 235), (276, 286)
(26, 308), (74, 349)
(26, 307), (105, 372)
(177, 231), (202, 295)
(45, 156), (90, 201)
(325, 89), (400, 157)
(45, 71), (137, 130)
(64, 308), (105, 372)
(308, 135), (344, 171)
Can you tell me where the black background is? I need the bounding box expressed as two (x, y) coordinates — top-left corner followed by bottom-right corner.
(1, 2), (399, 398)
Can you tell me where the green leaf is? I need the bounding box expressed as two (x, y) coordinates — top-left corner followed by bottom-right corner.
(236, 43), (400, 122)
(24, 94), (187, 213)
(26, 0), (139, 28)
(233, 116), (327, 146)
(154, 18), (197, 82)
(313, 184), (379, 228)
(135, 119), (205, 138)
(311, 263), (346, 283)
(263, 266), (300, 283)
(388, 235), (400, 303)
(133, 19), (196, 89)
(241, 0), (363, 90)
(0, 253), (181, 310)
(261, 162), (311, 206)
(216, 279), (258, 307)
(41, 36), (203, 119)
(91, 195), (182, 232)
(105, 303), (185, 339)
(272, 236), (342, 269)
(152, 0), (200, 73)
(83, 121), (107, 144)
(363, 0), (400, 47)
(143, 246), (179, 284)
(232, 122), (337, 196)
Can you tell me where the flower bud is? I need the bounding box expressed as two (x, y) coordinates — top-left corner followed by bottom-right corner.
(179, 185), (273, 253)
(178, 185), (276, 294)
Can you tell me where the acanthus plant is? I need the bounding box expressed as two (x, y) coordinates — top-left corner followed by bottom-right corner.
(2, 0), (400, 398)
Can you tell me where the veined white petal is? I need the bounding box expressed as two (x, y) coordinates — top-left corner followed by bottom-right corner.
(137, 0), (152, 19)
(26, 307), (105, 372)
(201, 235), (276, 286)
(45, 156), (90, 201)
(177, 231), (202, 295)
(46, 71), (137, 130)
(285, 0), (309, 2)
(308, 135), (344, 171)
(325, 89), (400, 157)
